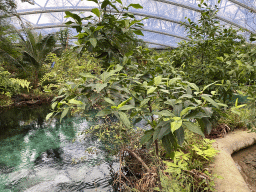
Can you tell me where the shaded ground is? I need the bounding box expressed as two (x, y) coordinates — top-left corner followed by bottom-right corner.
(0, 93), (54, 109)
(232, 144), (256, 192)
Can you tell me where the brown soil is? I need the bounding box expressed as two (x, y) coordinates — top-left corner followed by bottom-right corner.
(206, 123), (231, 139)
(232, 144), (256, 192)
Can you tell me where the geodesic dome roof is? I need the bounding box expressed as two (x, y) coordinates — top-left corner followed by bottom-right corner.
(13, 0), (256, 48)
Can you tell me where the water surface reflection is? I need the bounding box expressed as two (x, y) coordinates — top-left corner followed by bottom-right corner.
(0, 105), (118, 192)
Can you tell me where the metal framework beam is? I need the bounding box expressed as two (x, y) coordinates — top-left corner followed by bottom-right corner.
(153, 0), (256, 34)
(69, 36), (176, 48)
(228, 0), (256, 13)
(15, 7), (188, 26)
(23, 23), (189, 40)
(143, 41), (177, 48)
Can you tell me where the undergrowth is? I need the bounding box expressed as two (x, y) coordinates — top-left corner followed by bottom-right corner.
(83, 120), (219, 192)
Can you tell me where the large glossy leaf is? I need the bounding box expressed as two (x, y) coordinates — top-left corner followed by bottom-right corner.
(141, 129), (154, 144)
(91, 8), (101, 17)
(201, 95), (219, 108)
(118, 105), (135, 111)
(157, 122), (171, 140)
(153, 127), (161, 142)
(64, 11), (82, 24)
(147, 87), (157, 94)
(104, 97), (116, 105)
(175, 127), (185, 146)
(162, 132), (177, 155)
(154, 75), (162, 86)
(180, 107), (197, 118)
(173, 104), (182, 116)
(171, 117), (182, 132)
(202, 117), (212, 134)
(183, 121), (204, 137)
(101, 0), (110, 9)
(46, 112), (54, 121)
(60, 108), (69, 121)
(68, 99), (83, 105)
(118, 111), (130, 128)
(154, 110), (174, 117)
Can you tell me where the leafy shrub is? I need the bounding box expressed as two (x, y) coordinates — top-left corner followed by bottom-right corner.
(0, 66), (31, 106)
(40, 49), (101, 93)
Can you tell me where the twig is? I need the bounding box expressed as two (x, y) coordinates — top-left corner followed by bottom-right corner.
(124, 148), (150, 172)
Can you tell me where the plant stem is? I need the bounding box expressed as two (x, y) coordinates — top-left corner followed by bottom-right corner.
(148, 100), (159, 156)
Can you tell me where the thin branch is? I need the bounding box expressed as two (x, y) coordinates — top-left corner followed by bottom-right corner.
(124, 148), (150, 172)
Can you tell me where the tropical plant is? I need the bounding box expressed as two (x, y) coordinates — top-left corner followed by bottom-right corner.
(17, 29), (57, 87)
(47, 45), (225, 157)
(0, 66), (31, 106)
(40, 49), (101, 93)
(171, 1), (247, 103)
(65, 0), (146, 68)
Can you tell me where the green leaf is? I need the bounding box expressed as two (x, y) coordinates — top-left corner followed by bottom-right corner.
(153, 127), (161, 142)
(80, 73), (98, 79)
(180, 107), (197, 117)
(162, 133), (176, 155)
(104, 97), (116, 105)
(87, 0), (98, 3)
(118, 111), (130, 128)
(129, 3), (143, 9)
(118, 105), (135, 111)
(65, 21), (74, 25)
(157, 122), (171, 140)
(236, 60), (243, 65)
(183, 121), (204, 137)
(171, 117), (182, 133)
(186, 82), (199, 92)
(147, 87), (157, 94)
(51, 102), (58, 110)
(116, 0), (122, 4)
(154, 75), (162, 86)
(117, 97), (132, 109)
(91, 8), (101, 17)
(173, 104), (182, 116)
(154, 110), (174, 117)
(101, 0), (110, 9)
(169, 78), (181, 85)
(68, 99), (83, 105)
(133, 117), (142, 125)
(202, 117), (212, 134)
(216, 57), (224, 62)
(179, 94), (193, 99)
(95, 83), (107, 92)
(64, 11), (82, 24)
(89, 38), (97, 47)
(202, 81), (218, 93)
(96, 109), (112, 116)
(60, 108), (69, 121)
(94, 26), (104, 31)
(141, 129), (154, 144)
(201, 95), (219, 108)
(140, 98), (150, 107)
(175, 127), (184, 146)
(184, 111), (209, 119)
(46, 112), (54, 121)
(133, 30), (144, 36)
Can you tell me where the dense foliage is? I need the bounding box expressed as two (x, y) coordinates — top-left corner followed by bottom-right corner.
(1, 0), (256, 190)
